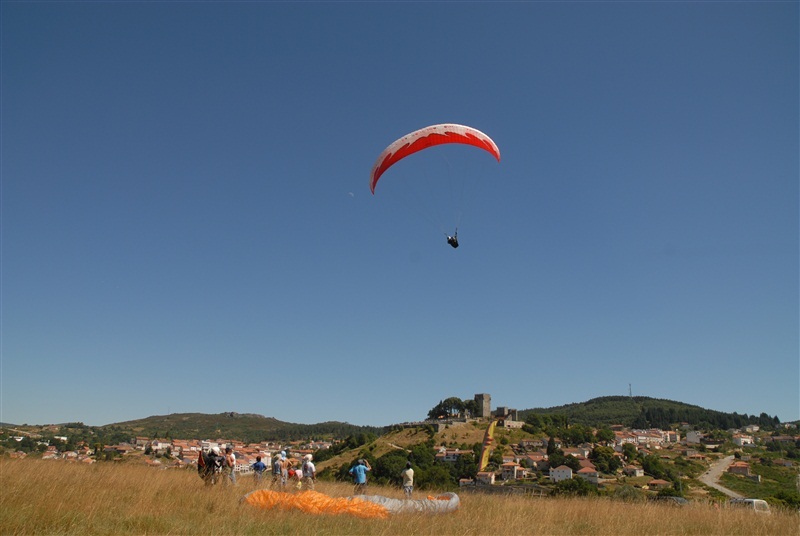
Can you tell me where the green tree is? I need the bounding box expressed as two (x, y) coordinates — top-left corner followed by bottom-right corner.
(417, 464), (453, 490)
(409, 441), (435, 468)
(590, 446), (621, 474)
(374, 449), (410, 486)
(549, 452), (581, 472)
(18, 437), (36, 453)
(773, 490), (800, 509)
(427, 397), (465, 420)
(632, 410), (649, 429)
(622, 443), (639, 463)
(451, 453), (478, 481)
(561, 424), (594, 446)
(641, 454), (677, 482)
(595, 427), (615, 445)
(546, 436), (558, 456)
(463, 399), (479, 418)
(524, 414), (547, 434)
(550, 414), (569, 428)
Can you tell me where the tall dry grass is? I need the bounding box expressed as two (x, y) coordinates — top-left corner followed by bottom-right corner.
(1, 457), (795, 535)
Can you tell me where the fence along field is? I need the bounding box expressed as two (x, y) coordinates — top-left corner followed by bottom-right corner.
(1, 457), (795, 535)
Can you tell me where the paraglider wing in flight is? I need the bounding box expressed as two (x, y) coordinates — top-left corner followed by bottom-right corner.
(369, 123), (500, 194)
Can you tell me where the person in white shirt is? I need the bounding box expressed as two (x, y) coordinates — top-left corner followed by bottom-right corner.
(302, 454), (316, 490)
(401, 461), (414, 497)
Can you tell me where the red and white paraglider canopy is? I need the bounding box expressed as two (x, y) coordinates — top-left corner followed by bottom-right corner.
(370, 123), (500, 194)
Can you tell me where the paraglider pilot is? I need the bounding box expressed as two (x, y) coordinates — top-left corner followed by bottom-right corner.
(446, 231), (459, 249)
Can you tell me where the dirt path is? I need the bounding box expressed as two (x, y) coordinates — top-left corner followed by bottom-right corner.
(699, 455), (744, 498)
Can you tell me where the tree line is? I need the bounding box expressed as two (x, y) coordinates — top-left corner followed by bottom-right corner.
(519, 396), (783, 430)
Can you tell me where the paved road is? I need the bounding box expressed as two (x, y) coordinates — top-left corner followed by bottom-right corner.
(699, 455), (744, 498)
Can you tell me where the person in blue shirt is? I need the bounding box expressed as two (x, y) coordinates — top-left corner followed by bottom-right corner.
(252, 455), (267, 484)
(348, 459), (372, 495)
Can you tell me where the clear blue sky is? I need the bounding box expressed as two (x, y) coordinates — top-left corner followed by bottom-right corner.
(2, 2), (797, 427)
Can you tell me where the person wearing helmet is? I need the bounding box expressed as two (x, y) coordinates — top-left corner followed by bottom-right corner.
(202, 447), (224, 485)
(446, 231), (459, 248)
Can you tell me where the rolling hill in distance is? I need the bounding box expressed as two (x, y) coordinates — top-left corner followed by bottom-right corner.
(518, 395), (781, 430)
(90, 395), (786, 442)
(6, 396), (788, 442)
(98, 412), (384, 443)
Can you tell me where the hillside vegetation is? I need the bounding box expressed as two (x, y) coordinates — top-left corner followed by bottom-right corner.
(311, 422), (494, 471)
(519, 396), (782, 429)
(100, 412), (383, 443)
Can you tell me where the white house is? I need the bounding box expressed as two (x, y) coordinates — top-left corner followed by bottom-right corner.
(550, 465), (573, 483)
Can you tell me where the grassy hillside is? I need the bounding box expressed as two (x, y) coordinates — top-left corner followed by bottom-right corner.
(312, 423), (495, 470)
(316, 421), (507, 473)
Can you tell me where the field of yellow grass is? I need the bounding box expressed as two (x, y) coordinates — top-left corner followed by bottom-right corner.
(1, 457), (795, 535)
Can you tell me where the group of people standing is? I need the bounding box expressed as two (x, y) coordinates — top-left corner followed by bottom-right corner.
(266, 451), (317, 491)
(200, 447), (415, 497)
(197, 446), (237, 486)
(198, 447), (316, 489)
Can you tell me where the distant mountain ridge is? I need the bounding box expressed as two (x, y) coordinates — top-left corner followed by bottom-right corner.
(99, 412), (383, 443)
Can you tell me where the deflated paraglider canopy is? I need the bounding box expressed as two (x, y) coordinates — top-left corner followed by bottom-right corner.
(369, 124), (500, 194)
(241, 489), (460, 519)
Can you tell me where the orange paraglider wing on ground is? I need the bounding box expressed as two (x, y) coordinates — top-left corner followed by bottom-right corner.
(241, 490), (390, 519)
(242, 490), (460, 518)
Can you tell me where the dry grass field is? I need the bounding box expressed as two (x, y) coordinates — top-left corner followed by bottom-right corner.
(1, 457), (796, 535)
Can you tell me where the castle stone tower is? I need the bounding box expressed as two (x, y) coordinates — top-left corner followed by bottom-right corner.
(474, 393), (491, 419)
